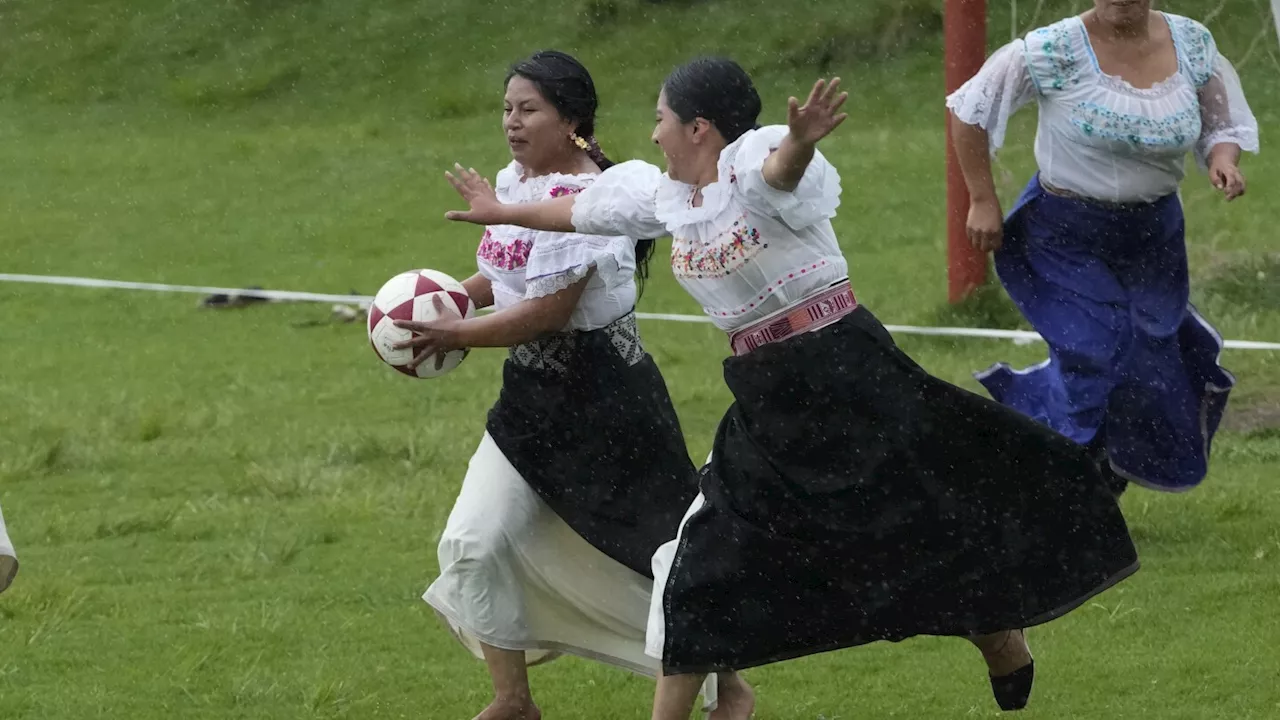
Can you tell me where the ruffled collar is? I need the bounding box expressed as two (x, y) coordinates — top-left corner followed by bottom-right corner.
(496, 161), (600, 203)
(653, 129), (756, 232)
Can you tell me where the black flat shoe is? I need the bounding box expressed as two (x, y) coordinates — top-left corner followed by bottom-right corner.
(990, 661), (1034, 711)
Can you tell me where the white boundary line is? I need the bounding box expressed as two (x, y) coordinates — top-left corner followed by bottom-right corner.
(3, 272), (1279, 350)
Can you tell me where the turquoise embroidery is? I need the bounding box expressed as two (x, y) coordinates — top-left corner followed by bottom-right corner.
(1167, 15), (1215, 87)
(1027, 20), (1081, 92)
(1070, 102), (1200, 150)
(1027, 15), (1217, 94)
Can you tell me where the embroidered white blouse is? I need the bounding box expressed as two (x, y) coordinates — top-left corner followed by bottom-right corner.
(475, 161), (639, 331)
(569, 125), (848, 332)
(947, 13), (1259, 203)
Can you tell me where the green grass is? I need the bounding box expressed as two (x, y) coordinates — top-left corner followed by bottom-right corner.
(2, 0), (1280, 717)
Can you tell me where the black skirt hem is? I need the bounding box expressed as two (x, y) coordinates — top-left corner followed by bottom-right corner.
(660, 558), (1141, 676)
(657, 307), (1141, 675)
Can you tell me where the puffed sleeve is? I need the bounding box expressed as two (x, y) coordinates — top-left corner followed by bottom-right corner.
(945, 39), (1038, 154)
(1167, 16), (1261, 168)
(522, 231), (633, 300)
(1195, 41), (1260, 168)
(734, 125), (842, 231)
(569, 160), (668, 239)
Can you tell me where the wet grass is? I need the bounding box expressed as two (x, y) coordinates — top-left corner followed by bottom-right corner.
(2, 0), (1280, 717)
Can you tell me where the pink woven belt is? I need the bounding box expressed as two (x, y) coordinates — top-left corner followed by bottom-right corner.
(729, 280), (857, 356)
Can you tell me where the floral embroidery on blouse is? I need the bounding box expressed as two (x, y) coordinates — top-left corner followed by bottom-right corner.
(670, 213), (765, 279)
(548, 184), (585, 198)
(1168, 15), (1214, 86)
(1028, 21), (1082, 92)
(1071, 101), (1200, 150)
(476, 229), (533, 271)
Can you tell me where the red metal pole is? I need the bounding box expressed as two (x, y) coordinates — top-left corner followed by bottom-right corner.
(944, 0), (989, 303)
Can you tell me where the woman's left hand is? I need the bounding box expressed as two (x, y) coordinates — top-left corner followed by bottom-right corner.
(1209, 158), (1246, 201)
(392, 295), (467, 371)
(786, 78), (849, 146)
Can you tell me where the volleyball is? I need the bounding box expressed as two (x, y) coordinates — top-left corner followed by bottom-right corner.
(367, 269), (476, 378)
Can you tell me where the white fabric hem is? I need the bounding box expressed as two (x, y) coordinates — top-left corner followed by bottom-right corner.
(524, 263), (595, 299)
(427, 585), (721, 711)
(425, 433), (718, 710)
(1199, 129), (1260, 157)
(646, 490), (709, 662)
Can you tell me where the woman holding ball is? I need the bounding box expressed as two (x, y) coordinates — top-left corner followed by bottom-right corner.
(391, 51), (723, 719)
(443, 57), (1140, 719)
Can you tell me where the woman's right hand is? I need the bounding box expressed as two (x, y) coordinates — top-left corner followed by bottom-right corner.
(966, 198), (1004, 252)
(444, 164), (506, 225)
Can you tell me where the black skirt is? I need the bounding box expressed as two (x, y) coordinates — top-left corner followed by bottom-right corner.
(659, 307), (1140, 673)
(486, 313), (700, 579)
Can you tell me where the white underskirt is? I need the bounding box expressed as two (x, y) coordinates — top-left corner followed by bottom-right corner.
(647, 450), (715, 663)
(646, 492), (707, 662)
(423, 432), (717, 708)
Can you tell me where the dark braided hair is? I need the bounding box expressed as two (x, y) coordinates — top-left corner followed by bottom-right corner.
(507, 51), (655, 286)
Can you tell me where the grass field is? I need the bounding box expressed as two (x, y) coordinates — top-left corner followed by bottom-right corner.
(2, 0), (1279, 717)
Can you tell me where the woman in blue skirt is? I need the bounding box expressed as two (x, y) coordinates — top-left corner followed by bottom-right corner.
(948, 1), (1258, 495)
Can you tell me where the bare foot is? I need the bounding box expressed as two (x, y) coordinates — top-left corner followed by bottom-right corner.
(970, 629), (1033, 677)
(710, 672), (755, 720)
(472, 696), (541, 720)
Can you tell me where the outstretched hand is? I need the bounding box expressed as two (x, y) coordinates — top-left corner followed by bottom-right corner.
(444, 164), (505, 225)
(786, 78), (849, 146)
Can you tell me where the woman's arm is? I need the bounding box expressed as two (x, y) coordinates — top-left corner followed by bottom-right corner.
(444, 162), (669, 240)
(1198, 71), (1253, 201)
(442, 165), (579, 232)
(761, 78), (848, 192)
(1189, 25), (1257, 201)
(944, 40), (1037, 252)
(392, 271), (592, 370)
(461, 272), (495, 310)
(949, 119), (1005, 252)
(950, 120), (999, 206)
(450, 194), (579, 233)
(455, 273), (588, 348)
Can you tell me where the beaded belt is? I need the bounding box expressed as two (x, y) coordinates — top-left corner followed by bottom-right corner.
(728, 280), (857, 356)
(510, 311), (645, 373)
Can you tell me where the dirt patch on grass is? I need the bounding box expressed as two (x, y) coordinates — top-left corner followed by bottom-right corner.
(1220, 401), (1280, 434)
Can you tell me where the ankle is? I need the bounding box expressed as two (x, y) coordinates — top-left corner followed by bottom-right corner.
(492, 693), (535, 708)
(971, 630), (1031, 676)
(970, 629), (1017, 654)
(476, 695), (541, 720)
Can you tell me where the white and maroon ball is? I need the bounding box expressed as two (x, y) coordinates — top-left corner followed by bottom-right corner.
(367, 269), (476, 378)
